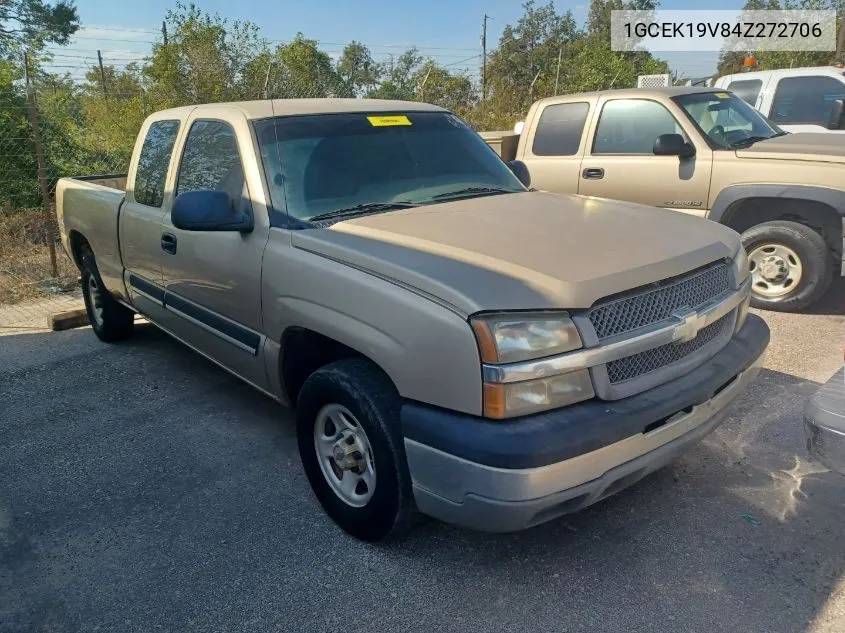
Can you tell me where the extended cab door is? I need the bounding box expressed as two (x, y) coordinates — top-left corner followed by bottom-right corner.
(517, 100), (594, 194)
(157, 111), (271, 390)
(578, 97), (713, 217)
(120, 117), (182, 321)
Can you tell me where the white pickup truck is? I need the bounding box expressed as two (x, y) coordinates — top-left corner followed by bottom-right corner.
(714, 66), (845, 134)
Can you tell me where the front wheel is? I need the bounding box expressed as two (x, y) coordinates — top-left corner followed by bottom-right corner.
(296, 358), (416, 542)
(741, 220), (833, 312)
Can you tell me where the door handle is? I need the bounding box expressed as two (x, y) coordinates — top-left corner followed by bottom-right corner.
(582, 168), (605, 180)
(161, 232), (177, 254)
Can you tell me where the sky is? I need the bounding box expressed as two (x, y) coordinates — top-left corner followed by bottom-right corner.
(46, 0), (755, 82)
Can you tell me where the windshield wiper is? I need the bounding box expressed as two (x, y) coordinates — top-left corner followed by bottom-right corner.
(728, 133), (785, 148)
(429, 186), (521, 201)
(308, 201), (417, 222)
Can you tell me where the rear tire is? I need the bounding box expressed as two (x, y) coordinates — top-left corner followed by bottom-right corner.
(741, 220), (833, 312)
(81, 256), (134, 342)
(296, 358), (416, 542)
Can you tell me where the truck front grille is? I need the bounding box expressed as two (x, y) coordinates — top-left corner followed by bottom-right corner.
(605, 312), (733, 384)
(587, 261), (731, 341)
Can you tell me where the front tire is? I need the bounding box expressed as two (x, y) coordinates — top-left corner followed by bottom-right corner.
(741, 220), (833, 312)
(81, 256), (134, 342)
(296, 358), (416, 542)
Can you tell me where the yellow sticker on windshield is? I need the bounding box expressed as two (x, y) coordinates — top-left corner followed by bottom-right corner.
(367, 115), (412, 127)
(715, 92), (730, 99)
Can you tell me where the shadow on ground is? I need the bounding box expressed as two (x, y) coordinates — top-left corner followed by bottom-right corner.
(1, 324), (843, 633)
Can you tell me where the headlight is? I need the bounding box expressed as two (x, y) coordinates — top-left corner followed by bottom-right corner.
(470, 312), (582, 364)
(471, 312), (593, 418)
(731, 246), (751, 332)
(731, 245), (750, 286)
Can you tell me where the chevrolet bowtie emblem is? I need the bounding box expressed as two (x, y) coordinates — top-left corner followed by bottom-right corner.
(671, 307), (706, 344)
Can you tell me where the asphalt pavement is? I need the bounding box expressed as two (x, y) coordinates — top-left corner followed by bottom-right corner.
(1, 282), (843, 633)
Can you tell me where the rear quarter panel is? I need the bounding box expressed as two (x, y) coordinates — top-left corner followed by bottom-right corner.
(57, 177), (126, 295)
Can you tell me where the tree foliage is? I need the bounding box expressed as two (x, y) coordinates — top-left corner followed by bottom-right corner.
(0, 0), (79, 57)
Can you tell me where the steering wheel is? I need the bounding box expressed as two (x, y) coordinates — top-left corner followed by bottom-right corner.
(707, 124), (727, 143)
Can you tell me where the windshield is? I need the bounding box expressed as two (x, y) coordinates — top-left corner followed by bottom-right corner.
(673, 92), (784, 149)
(253, 111), (525, 222)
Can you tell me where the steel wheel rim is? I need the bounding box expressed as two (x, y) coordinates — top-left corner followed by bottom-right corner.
(87, 275), (104, 326)
(748, 243), (803, 298)
(313, 404), (376, 508)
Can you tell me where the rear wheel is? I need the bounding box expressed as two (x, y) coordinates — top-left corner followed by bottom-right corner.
(81, 256), (134, 342)
(296, 358), (416, 542)
(741, 220), (833, 312)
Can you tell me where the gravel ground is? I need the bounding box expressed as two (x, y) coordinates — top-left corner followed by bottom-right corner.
(1, 282), (843, 633)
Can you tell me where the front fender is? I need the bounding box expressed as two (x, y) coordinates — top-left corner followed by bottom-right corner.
(709, 184), (845, 224)
(261, 233), (484, 416)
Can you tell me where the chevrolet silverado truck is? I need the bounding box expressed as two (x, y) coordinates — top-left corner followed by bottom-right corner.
(481, 87), (845, 312)
(57, 99), (768, 541)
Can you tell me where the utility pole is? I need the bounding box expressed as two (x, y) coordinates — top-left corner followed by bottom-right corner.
(23, 52), (58, 278)
(162, 20), (168, 45)
(836, 11), (845, 63)
(554, 47), (562, 95)
(97, 50), (108, 100)
(262, 60), (273, 99)
(419, 66), (432, 101)
(481, 14), (489, 102)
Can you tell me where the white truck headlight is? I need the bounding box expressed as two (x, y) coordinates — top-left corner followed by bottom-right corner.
(471, 312), (593, 418)
(470, 312), (582, 364)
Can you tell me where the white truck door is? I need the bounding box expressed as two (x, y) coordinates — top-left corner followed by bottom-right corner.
(766, 74), (845, 134)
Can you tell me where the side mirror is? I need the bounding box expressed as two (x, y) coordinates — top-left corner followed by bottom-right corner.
(827, 99), (845, 130)
(507, 159), (531, 188)
(172, 190), (253, 232)
(653, 133), (695, 158)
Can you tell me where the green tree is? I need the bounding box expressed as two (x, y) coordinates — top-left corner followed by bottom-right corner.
(336, 41), (380, 97)
(270, 33), (341, 98)
(367, 47), (425, 100)
(143, 2), (265, 108)
(0, 0), (79, 57)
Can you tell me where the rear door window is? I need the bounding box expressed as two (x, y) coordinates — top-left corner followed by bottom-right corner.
(770, 76), (845, 126)
(725, 79), (762, 106)
(531, 102), (590, 156)
(133, 120), (180, 208)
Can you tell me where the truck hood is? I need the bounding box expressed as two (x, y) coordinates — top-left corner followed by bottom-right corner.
(735, 133), (845, 164)
(290, 192), (740, 314)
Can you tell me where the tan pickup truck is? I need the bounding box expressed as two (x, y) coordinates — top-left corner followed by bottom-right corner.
(482, 87), (845, 312)
(57, 99), (768, 541)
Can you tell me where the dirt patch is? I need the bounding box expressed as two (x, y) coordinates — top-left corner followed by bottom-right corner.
(0, 209), (78, 305)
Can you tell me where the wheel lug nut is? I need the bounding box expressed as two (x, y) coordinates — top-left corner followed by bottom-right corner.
(345, 435), (355, 445)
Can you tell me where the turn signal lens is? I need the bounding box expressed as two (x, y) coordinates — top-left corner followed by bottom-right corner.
(483, 370), (594, 419)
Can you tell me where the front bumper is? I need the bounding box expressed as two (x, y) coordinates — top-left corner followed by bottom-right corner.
(402, 314), (769, 533)
(804, 367), (845, 475)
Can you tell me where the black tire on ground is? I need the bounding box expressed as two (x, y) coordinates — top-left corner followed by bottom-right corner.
(296, 357), (417, 542)
(741, 220), (833, 312)
(80, 255), (134, 342)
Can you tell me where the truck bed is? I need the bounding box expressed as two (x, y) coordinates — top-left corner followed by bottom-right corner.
(56, 173), (128, 293)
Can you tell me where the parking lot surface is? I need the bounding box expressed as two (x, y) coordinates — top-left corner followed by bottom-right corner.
(1, 283), (843, 633)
